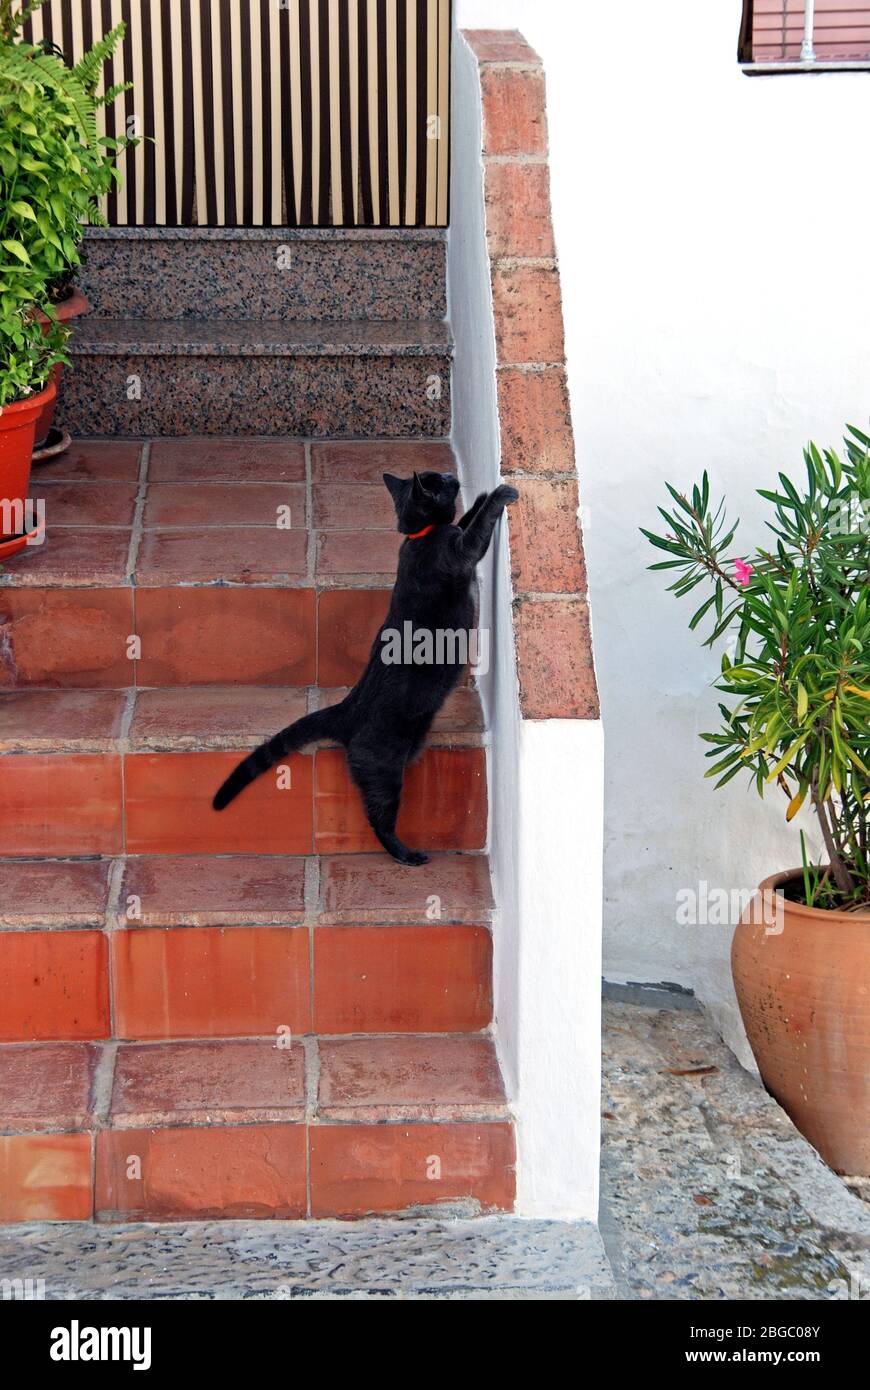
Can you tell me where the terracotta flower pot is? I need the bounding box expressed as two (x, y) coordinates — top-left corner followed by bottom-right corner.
(34, 288), (90, 449)
(0, 379), (56, 553)
(732, 870), (870, 1175)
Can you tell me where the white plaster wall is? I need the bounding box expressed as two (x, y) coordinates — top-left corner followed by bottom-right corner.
(457, 0), (867, 1063)
(448, 31), (602, 1218)
(516, 719), (603, 1218)
(447, 32), (522, 1097)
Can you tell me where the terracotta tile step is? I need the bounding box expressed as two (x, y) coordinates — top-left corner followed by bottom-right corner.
(5, 437), (461, 590)
(0, 744), (487, 856)
(0, 686), (483, 752)
(0, 586), (397, 688)
(0, 853), (494, 929)
(0, 855), (494, 1041)
(1, 438), (472, 686)
(0, 1037), (515, 1220)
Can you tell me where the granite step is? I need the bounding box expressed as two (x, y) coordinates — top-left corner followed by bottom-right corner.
(79, 227), (447, 323)
(0, 1035), (515, 1221)
(60, 319), (452, 437)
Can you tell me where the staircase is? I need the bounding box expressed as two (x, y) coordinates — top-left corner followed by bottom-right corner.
(66, 229), (452, 438)
(0, 230), (515, 1222)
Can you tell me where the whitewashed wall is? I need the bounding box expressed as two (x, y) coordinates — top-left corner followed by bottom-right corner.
(449, 32), (603, 1219)
(456, 0), (867, 1061)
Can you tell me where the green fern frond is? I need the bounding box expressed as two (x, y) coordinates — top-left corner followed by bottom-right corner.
(71, 20), (125, 96)
(96, 79), (133, 110)
(0, 41), (98, 151)
(0, 1), (49, 43)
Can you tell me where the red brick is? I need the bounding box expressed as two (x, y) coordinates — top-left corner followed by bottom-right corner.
(0, 690), (125, 752)
(316, 529), (401, 579)
(310, 1122), (515, 1217)
(314, 925), (492, 1033)
(135, 587), (316, 685)
(96, 1125), (306, 1220)
(117, 854), (305, 927)
(485, 161), (554, 259)
(318, 852), (493, 924)
(314, 746), (487, 854)
(0, 754), (123, 855)
(0, 932), (109, 1041)
(1, 529), (131, 587)
(311, 441), (453, 483)
(0, 1042), (98, 1130)
(497, 367), (575, 475)
(149, 439), (305, 482)
(0, 587), (134, 689)
(508, 477), (587, 594)
(129, 686), (307, 751)
(317, 1035), (506, 1121)
(492, 263), (565, 364)
(109, 1039), (305, 1127)
(463, 29), (541, 64)
(30, 439), (142, 481)
(514, 597), (600, 719)
(33, 481), (138, 528)
(480, 68), (547, 157)
(317, 588), (390, 685)
(124, 750), (313, 854)
(112, 927), (310, 1039)
(136, 527), (307, 585)
(0, 1133), (93, 1220)
(0, 860), (111, 928)
(143, 482), (306, 530)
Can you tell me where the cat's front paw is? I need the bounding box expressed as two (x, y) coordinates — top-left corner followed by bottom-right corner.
(493, 484), (520, 507)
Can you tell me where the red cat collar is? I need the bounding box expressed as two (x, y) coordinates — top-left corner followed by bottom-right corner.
(407, 524), (436, 539)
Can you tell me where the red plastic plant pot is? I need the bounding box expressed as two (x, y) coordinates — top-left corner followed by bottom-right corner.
(0, 379), (57, 554)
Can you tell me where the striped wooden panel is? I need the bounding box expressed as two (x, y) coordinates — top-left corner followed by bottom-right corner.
(750, 0), (870, 60)
(24, 0), (451, 226)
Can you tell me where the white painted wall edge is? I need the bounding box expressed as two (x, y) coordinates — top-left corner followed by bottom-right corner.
(449, 26), (604, 1219)
(515, 717), (604, 1220)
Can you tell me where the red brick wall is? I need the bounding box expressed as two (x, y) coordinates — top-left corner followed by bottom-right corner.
(463, 30), (599, 721)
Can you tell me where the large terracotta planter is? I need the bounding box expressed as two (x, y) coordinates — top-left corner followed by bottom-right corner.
(0, 380), (56, 555)
(732, 870), (870, 1175)
(34, 288), (90, 448)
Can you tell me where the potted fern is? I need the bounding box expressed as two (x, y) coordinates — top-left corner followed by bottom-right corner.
(643, 428), (870, 1176)
(0, 2), (131, 532)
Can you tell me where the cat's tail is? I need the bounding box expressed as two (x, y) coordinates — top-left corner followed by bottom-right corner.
(213, 705), (343, 811)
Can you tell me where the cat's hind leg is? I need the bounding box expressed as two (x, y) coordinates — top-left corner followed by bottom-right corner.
(346, 744), (429, 867)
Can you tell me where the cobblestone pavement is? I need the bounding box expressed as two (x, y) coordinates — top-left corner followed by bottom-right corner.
(0, 1216), (613, 1301)
(600, 1000), (870, 1300)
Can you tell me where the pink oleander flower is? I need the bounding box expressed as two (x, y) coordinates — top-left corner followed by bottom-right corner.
(734, 559), (754, 588)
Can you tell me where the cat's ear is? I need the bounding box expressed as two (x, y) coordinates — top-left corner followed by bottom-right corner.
(383, 473), (406, 502)
(411, 471), (431, 500)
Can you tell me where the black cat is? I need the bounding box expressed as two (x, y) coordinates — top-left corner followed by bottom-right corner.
(213, 471), (519, 865)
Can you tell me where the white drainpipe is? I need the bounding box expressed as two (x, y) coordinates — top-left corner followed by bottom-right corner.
(800, 0), (817, 61)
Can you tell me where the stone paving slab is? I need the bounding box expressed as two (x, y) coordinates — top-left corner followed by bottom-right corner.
(600, 1001), (870, 1300)
(0, 1216), (615, 1301)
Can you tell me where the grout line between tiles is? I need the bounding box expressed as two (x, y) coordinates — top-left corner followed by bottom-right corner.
(90, 1039), (119, 1128)
(124, 441), (150, 583)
